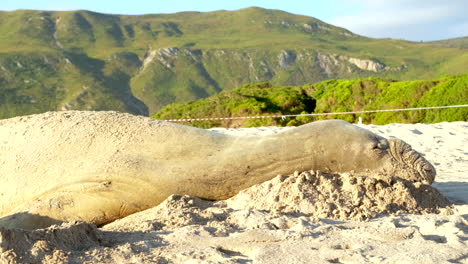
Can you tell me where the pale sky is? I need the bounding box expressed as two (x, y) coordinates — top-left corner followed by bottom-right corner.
(1, 0), (467, 41)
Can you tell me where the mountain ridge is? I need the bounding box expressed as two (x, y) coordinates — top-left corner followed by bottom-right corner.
(0, 7), (467, 119)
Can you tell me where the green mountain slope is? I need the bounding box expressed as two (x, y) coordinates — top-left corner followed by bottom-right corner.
(0, 7), (467, 119)
(152, 75), (468, 128)
(429, 37), (468, 49)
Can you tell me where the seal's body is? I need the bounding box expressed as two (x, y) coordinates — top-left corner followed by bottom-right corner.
(0, 111), (435, 229)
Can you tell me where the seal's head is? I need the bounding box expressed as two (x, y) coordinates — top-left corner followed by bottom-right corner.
(386, 138), (436, 184)
(298, 120), (436, 185)
(340, 123), (436, 185)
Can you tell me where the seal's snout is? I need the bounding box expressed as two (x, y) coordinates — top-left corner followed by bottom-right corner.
(388, 138), (436, 185)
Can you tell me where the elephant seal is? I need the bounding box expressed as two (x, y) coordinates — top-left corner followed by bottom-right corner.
(0, 111), (435, 230)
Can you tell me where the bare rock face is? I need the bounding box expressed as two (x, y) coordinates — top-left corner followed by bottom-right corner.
(315, 52), (406, 74)
(278, 50), (296, 68)
(316, 52), (339, 75)
(347, 57), (385, 72)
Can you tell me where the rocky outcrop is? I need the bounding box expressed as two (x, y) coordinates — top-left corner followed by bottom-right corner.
(316, 52), (340, 75)
(142, 47), (180, 71)
(348, 57), (385, 72)
(278, 50), (296, 68)
(316, 52), (406, 74)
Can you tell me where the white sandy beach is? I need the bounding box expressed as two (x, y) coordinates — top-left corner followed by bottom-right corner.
(0, 116), (466, 263)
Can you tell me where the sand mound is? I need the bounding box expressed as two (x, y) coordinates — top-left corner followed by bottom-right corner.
(226, 170), (452, 221)
(103, 169), (452, 234)
(0, 222), (102, 263)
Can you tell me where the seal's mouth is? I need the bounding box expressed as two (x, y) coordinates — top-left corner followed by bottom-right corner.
(388, 138), (436, 185)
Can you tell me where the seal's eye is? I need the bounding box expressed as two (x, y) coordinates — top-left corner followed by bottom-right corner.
(373, 137), (389, 150)
(371, 143), (385, 156)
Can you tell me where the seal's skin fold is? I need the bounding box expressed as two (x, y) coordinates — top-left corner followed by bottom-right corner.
(0, 111), (435, 230)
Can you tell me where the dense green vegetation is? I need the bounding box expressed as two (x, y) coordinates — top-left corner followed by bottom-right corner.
(0, 8), (467, 119)
(152, 75), (468, 128)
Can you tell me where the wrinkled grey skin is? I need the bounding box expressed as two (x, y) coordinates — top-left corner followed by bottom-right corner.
(0, 112), (435, 230)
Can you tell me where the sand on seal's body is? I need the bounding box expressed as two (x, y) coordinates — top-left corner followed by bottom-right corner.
(0, 111), (466, 263)
(0, 111), (435, 230)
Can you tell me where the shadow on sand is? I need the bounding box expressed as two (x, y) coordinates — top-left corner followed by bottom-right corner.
(432, 181), (468, 205)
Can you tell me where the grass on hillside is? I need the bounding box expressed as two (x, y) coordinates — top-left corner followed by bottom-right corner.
(152, 75), (468, 128)
(0, 8), (467, 119)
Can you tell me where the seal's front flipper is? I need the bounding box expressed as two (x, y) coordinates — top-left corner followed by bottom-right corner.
(0, 212), (63, 230)
(1, 181), (152, 230)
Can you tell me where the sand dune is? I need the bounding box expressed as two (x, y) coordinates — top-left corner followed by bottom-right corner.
(0, 116), (466, 263)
